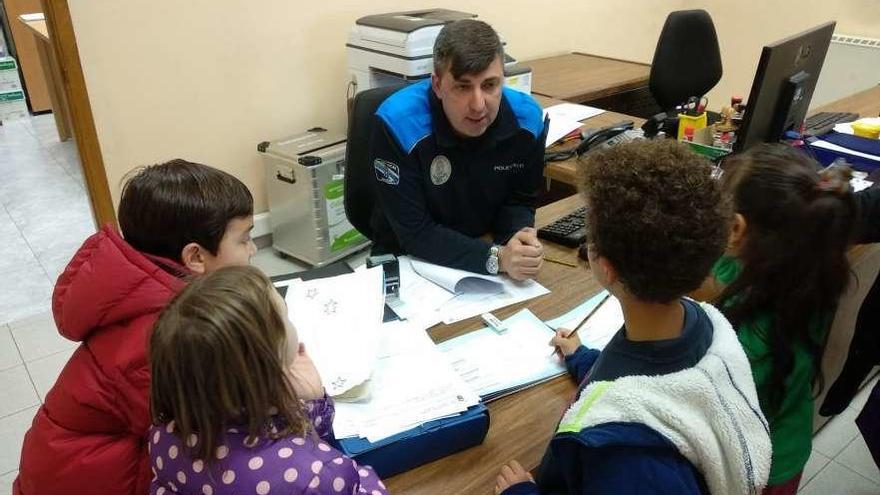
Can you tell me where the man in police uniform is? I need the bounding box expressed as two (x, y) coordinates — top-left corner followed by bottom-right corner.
(369, 19), (548, 280)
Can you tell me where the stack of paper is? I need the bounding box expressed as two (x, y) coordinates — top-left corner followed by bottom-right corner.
(390, 256), (550, 326)
(410, 259), (504, 295)
(437, 309), (566, 401)
(543, 103), (606, 147)
(333, 320), (480, 443)
(284, 266), (385, 398)
(436, 292), (624, 401)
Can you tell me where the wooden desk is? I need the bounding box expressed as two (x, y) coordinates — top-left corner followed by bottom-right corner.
(384, 86), (880, 492)
(535, 94), (646, 186)
(537, 85), (880, 187)
(19, 14), (73, 141)
(386, 194), (596, 494)
(528, 52), (650, 104)
(811, 85), (880, 118)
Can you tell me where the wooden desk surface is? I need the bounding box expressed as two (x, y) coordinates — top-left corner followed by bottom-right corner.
(812, 85), (880, 118)
(528, 52), (650, 104)
(19, 17), (49, 41)
(385, 194), (597, 494)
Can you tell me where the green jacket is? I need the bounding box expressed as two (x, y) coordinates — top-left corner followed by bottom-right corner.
(713, 255), (828, 485)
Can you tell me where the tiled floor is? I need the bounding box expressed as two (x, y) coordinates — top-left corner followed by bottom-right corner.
(0, 113), (91, 494)
(1, 114), (879, 494)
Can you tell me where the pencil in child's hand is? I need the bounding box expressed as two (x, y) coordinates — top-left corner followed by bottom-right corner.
(549, 293), (611, 357)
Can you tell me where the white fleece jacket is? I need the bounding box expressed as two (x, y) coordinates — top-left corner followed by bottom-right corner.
(557, 301), (772, 495)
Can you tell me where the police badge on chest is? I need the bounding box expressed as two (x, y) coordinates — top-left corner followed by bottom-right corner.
(430, 155), (452, 185)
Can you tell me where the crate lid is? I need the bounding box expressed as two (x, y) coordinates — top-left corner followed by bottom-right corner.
(257, 127), (346, 164)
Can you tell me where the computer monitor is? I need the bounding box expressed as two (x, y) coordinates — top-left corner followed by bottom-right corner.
(734, 21), (836, 151)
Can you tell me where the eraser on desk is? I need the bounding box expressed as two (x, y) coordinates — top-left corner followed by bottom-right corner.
(482, 312), (506, 333)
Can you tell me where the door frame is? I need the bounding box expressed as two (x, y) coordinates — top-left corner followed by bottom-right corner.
(41, 0), (115, 228)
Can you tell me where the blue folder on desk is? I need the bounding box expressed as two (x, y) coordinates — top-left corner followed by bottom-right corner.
(805, 132), (880, 172)
(335, 403), (490, 478)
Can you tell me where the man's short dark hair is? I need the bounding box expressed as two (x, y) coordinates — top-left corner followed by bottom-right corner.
(433, 19), (504, 79)
(580, 140), (731, 303)
(118, 159), (253, 262)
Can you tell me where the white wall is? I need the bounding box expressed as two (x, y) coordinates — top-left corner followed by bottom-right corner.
(67, 0), (880, 212)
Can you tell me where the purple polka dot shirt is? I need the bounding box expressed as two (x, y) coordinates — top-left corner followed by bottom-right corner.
(149, 395), (388, 494)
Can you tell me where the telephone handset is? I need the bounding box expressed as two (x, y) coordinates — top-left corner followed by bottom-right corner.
(544, 120), (644, 162)
(575, 120), (640, 155)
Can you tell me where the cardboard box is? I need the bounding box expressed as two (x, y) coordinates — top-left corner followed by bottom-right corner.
(0, 89), (28, 121)
(0, 57), (22, 91)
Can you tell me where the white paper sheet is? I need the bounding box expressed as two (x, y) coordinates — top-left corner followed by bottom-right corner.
(852, 178), (874, 192)
(410, 258), (503, 294)
(545, 291), (624, 351)
(284, 267), (385, 397)
(545, 102), (606, 123)
(392, 257), (549, 326)
(437, 309), (565, 400)
(438, 279), (550, 324)
(543, 115), (583, 147)
(811, 139), (880, 163)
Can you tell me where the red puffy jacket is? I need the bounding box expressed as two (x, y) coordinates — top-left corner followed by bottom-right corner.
(14, 226), (187, 495)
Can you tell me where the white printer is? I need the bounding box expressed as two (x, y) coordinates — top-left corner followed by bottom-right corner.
(346, 9), (532, 95)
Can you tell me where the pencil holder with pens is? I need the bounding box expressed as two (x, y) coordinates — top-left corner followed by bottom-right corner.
(678, 112), (708, 140)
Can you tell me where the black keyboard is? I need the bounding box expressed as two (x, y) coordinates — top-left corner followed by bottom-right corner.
(803, 112), (860, 137)
(538, 207), (587, 247)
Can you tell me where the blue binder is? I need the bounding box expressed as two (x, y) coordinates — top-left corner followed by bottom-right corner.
(334, 403), (490, 478)
(804, 132), (880, 172)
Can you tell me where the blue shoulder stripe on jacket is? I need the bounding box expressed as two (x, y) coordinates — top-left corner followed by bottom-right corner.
(503, 87), (545, 139)
(375, 80), (433, 154)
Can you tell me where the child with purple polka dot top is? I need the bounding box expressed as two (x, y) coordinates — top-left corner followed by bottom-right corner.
(148, 266), (388, 495)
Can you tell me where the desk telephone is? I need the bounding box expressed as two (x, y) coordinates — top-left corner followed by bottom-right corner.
(545, 120), (644, 162)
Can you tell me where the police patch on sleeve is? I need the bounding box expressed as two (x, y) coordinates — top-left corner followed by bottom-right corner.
(430, 155), (452, 185)
(374, 158), (400, 185)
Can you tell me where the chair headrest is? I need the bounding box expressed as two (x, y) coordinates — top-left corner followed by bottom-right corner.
(649, 10), (722, 110)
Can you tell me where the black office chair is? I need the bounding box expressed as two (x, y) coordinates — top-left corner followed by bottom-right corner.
(643, 9), (723, 137)
(344, 84), (406, 240)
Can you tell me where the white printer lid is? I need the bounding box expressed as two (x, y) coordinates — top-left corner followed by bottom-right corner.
(347, 9), (475, 58)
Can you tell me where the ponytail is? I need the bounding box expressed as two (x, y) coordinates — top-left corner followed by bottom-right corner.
(718, 144), (857, 413)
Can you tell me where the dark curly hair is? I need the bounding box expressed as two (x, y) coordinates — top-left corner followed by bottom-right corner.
(579, 140), (731, 302)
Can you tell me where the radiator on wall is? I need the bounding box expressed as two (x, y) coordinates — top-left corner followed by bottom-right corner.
(812, 33), (880, 108)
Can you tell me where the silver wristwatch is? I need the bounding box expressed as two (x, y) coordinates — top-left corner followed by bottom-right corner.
(486, 245), (501, 275)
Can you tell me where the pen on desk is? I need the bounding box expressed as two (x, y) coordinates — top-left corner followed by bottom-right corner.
(544, 256), (577, 268)
(549, 293), (612, 357)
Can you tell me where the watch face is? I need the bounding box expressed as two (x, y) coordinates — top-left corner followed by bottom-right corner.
(486, 256), (499, 275)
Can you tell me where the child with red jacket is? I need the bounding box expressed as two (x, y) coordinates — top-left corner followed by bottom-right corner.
(14, 159), (257, 495)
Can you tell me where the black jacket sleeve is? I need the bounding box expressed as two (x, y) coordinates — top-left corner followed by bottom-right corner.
(492, 118), (549, 244)
(856, 188), (880, 244)
(370, 117), (493, 273)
